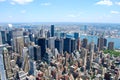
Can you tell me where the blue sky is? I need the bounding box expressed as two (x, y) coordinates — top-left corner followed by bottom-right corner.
(0, 0), (120, 23)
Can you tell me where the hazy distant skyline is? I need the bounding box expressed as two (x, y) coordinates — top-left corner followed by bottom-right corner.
(0, 0), (120, 23)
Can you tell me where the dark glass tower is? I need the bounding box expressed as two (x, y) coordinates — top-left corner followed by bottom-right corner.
(82, 38), (88, 48)
(37, 38), (46, 58)
(71, 38), (76, 53)
(97, 37), (107, 50)
(51, 25), (54, 37)
(63, 38), (71, 53)
(55, 38), (63, 54)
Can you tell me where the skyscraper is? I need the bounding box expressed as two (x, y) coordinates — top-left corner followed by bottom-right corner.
(97, 37), (107, 51)
(48, 37), (55, 50)
(0, 32), (2, 45)
(55, 38), (63, 54)
(3, 47), (13, 79)
(33, 45), (41, 61)
(1, 31), (7, 44)
(89, 41), (94, 69)
(15, 37), (24, 56)
(74, 32), (79, 39)
(71, 38), (76, 53)
(77, 38), (81, 51)
(51, 25), (54, 37)
(63, 38), (71, 53)
(108, 42), (114, 50)
(37, 37), (46, 58)
(82, 38), (88, 49)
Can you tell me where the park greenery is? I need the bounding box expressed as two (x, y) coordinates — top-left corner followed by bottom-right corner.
(104, 50), (120, 57)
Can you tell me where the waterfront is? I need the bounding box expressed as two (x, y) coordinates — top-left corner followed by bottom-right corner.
(67, 34), (120, 49)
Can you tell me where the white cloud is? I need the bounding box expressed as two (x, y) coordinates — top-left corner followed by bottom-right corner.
(110, 11), (119, 14)
(115, 2), (120, 6)
(11, 0), (33, 5)
(0, 0), (5, 2)
(96, 0), (113, 6)
(41, 2), (51, 6)
(21, 10), (26, 14)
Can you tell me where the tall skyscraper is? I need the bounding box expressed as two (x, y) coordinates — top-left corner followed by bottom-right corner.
(89, 41), (94, 69)
(74, 32), (79, 39)
(33, 45), (41, 61)
(48, 37), (55, 50)
(29, 60), (36, 76)
(82, 38), (88, 49)
(14, 37), (24, 56)
(51, 25), (54, 37)
(63, 38), (71, 53)
(108, 42), (114, 50)
(3, 47), (13, 79)
(55, 38), (63, 54)
(77, 38), (81, 51)
(71, 38), (76, 53)
(97, 37), (107, 51)
(0, 32), (2, 45)
(37, 37), (46, 58)
(1, 31), (7, 44)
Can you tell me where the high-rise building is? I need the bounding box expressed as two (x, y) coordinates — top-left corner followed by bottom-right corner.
(63, 38), (71, 53)
(89, 41), (94, 69)
(14, 37), (24, 56)
(55, 38), (63, 54)
(24, 36), (30, 47)
(29, 60), (36, 76)
(97, 37), (107, 51)
(2, 47), (13, 79)
(48, 37), (55, 50)
(46, 30), (50, 38)
(71, 38), (76, 53)
(108, 42), (114, 50)
(6, 31), (12, 45)
(82, 38), (88, 49)
(51, 25), (54, 37)
(37, 37), (46, 58)
(28, 45), (41, 61)
(74, 32), (79, 39)
(40, 28), (45, 37)
(33, 45), (41, 61)
(77, 38), (81, 50)
(1, 31), (7, 44)
(0, 32), (2, 45)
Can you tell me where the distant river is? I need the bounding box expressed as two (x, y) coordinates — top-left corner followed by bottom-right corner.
(66, 34), (120, 49)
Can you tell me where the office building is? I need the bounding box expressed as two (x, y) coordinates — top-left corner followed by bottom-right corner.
(82, 38), (88, 49)
(29, 60), (36, 76)
(37, 37), (46, 58)
(74, 32), (79, 39)
(55, 38), (63, 54)
(89, 41), (94, 69)
(33, 45), (41, 61)
(14, 37), (24, 56)
(2, 47), (13, 79)
(63, 38), (71, 53)
(48, 37), (55, 50)
(24, 36), (30, 47)
(1, 31), (7, 44)
(51, 25), (54, 37)
(77, 38), (81, 51)
(108, 42), (114, 50)
(0, 32), (2, 45)
(97, 37), (107, 50)
(71, 38), (76, 53)
(28, 45), (41, 61)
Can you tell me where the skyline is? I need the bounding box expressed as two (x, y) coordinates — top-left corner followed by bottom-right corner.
(0, 0), (120, 23)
